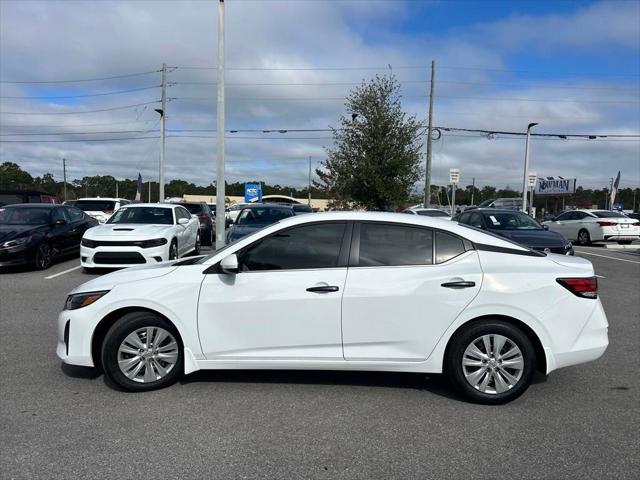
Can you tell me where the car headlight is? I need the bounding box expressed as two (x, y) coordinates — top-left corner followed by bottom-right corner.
(140, 238), (168, 248)
(2, 236), (32, 248)
(64, 290), (109, 311)
(81, 238), (98, 248)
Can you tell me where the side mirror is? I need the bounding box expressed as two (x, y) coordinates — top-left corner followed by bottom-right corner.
(178, 217), (189, 225)
(219, 254), (239, 274)
(54, 219), (67, 226)
(543, 224), (549, 230)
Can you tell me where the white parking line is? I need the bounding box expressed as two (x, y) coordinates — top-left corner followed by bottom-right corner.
(574, 251), (640, 265)
(45, 265), (82, 279)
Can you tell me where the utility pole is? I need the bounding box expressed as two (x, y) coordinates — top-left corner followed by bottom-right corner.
(607, 177), (613, 209)
(214, 0), (226, 249)
(115, 180), (119, 198)
(470, 176), (475, 206)
(522, 122), (538, 212)
(62, 158), (67, 201)
(148, 179), (151, 202)
(308, 156), (312, 206)
(424, 60), (435, 208)
(157, 63), (167, 202)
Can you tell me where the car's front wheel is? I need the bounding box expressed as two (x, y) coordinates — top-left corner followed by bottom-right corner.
(34, 243), (53, 270)
(194, 232), (201, 255)
(101, 311), (183, 391)
(445, 321), (536, 405)
(168, 240), (178, 260)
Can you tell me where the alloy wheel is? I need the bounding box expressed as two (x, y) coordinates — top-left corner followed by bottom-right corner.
(169, 242), (178, 260)
(117, 327), (179, 383)
(462, 334), (524, 394)
(36, 244), (52, 269)
(578, 230), (590, 246)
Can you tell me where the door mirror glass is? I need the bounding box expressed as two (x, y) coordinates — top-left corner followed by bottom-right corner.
(178, 217), (189, 225)
(220, 254), (239, 274)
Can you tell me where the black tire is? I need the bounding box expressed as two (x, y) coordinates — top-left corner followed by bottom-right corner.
(34, 243), (53, 270)
(194, 232), (201, 255)
(168, 240), (178, 260)
(101, 311), (183, 392)
(208, 227), (214, 247)
(577, 229), (591, 246)
(444, 320), (536, 405)
(617, 240), (632, 245)
(83, 267), (97, 274)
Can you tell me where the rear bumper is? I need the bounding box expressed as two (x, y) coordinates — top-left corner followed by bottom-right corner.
(548, 299), (608, 372)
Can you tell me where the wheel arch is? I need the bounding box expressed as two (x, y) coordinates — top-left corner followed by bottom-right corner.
(91, 306), (183, 372)
(443, 314), (547, 374)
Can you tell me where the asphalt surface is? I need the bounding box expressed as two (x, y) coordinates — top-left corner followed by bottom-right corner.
(1, 245), (639, 479)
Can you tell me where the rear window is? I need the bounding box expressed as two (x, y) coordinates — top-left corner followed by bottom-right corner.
(592, 211), (625, 218)
(236, 207), (294, 225)
(180, 203), (204, 214)
(417, 210), (449, 217)
(76, 200), (116, 212)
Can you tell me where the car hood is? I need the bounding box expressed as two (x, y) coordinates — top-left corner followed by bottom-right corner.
(489, 229), (568, 248)
(0, 224), (46, 242)
(69, 260), (183, 295)
(85, 223), (172, 239)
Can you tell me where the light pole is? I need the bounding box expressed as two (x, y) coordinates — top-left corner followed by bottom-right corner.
(522, 122), (538, 212)
(62, 158), (67, 201)
(214, 0), (226, 249)
(155, 63), (167, 202)
(308, 156), (312, 206)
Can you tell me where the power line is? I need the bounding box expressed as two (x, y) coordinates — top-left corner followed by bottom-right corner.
(0, 70), (161, 84)
(0, 85), (161, 100)
(0, 130), (156, 136)
(0, 101), (160, 115)
(0, 136), (159, 143)
(0, 119), (159, 129)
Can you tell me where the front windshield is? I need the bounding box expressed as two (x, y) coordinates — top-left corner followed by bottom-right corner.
(483, 212), (542, 230)
(76, 200), (116, 212)
(593, 211), (625, 218)
(236, 207), (293, 226)
(417, 210), (449, 217)
(0, 207), (51, 225)
(107, 207), (174, 225)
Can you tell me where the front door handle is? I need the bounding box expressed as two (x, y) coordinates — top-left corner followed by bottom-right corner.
(441, 281), (476, 289)
(306, 285), (339, 293)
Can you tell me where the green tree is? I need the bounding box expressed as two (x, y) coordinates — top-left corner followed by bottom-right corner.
(0, 162), (34, 189)
(315, 75), (423, 210)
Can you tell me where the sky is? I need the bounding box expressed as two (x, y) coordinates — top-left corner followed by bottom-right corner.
(0, 0), (639, 191)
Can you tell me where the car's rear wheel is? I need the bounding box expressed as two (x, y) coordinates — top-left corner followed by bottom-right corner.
(445, 321), (536, 405)
(168, 240), (178, 260)
(34, 243), (53, 270)
(101, 311), (183, 392)
(577, 229), (591, 246)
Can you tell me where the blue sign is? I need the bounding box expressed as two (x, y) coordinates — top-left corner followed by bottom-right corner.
(244, 183), (262, 203)
(613, 202), (624, 211)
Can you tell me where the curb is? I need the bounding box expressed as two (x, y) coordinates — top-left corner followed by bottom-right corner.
(604, 244), (640, 251)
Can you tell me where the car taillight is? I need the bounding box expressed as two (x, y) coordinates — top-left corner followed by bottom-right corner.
(597, 221), (616, 226)
(556, 277), (598, 299)
(631, 221), (640, 226)
(103, 210), (113, 215)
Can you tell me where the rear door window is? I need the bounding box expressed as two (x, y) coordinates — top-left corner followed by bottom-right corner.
(435, 231), (466, 263)
(357, 223), (433, 266)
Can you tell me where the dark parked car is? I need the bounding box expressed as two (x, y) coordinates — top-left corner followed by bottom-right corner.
(292, 204), (313, 214)
(172, 202), (215, 246)
(226, 204), (295, 243)
(0, 204), (98, 269)
(626, 212), (640, 221)
(455, 208), (574, 255)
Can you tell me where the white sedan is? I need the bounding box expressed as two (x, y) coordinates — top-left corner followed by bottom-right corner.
(80, 203), (200, 269)
(402, 207), (451, 219)
(59, 212), (608, 404)
(543, 209), (640, 245)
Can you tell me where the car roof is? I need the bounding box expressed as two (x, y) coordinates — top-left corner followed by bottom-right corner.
(77, 197), (127, 201)
(251, 211), (530, 250)
(0, 203), (57, 208)
(242, 203), (293, 210)
(118, 203), (175, 209)
(469, 208), (527, 214)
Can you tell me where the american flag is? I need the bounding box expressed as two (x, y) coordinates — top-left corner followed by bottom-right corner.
(134, 173), (142, 201)
(609, 171), (620, 209)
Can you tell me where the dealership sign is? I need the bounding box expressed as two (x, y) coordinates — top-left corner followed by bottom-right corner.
(535, 177), (576, 195)
(244, 183), (262, 203)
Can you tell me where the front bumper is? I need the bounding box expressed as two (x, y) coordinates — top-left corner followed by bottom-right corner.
(80, 244), (168, 269)
(57, 307), (97, 367)
(0, 244), (38, 267)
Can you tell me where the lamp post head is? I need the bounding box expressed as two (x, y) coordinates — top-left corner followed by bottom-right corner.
(527, 122), (538, 130)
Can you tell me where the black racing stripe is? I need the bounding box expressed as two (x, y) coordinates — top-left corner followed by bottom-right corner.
(474, 243), (545, 257)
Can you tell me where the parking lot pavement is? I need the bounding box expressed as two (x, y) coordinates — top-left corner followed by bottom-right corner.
(1, 250), (638, 479)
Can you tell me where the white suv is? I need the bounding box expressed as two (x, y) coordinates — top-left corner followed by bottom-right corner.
(75, 198), (130, 224)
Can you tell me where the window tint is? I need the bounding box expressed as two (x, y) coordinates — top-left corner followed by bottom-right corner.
(469, 213), (484, 228)
(556, 212), (572, 221)
(573, 211), (589, 220)
(417, 209), (449, 217)
(358, 223), (433, 266)
(0, 207), (52, 225)
(436, 231), (466, 263)
(107, 207), (174, 225)
(241, 223), (346, 271)
(458, 212), (470, 223)
(177, 207), (191, 220)
(51, 207), (70, 223)
(65, 206), (84, 221)
(236, 207), (294, 225)
(181, 203), (203, 214)
(76, 200), (116, 212)
(593, 211), (625, 218)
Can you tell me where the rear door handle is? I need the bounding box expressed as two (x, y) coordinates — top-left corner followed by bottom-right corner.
(306, 285), (339, 293)
(441, 281), (476, 289)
